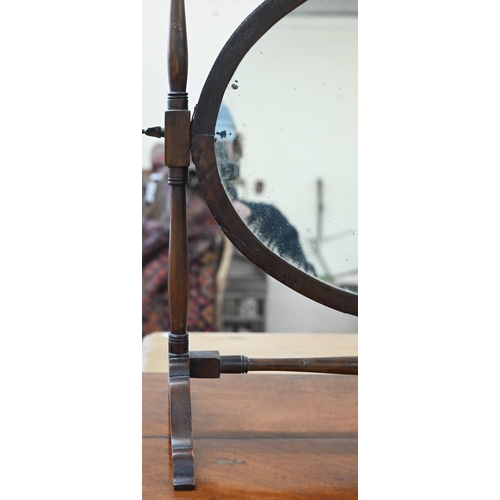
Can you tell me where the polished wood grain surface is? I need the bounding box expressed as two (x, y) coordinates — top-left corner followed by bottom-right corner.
(143, 372), (358, 499)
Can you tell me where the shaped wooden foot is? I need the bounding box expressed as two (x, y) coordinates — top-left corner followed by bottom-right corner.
(168, 353), (195, 490)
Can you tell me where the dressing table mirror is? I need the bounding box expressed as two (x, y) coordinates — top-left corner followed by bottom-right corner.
(143, 0), (358, 490)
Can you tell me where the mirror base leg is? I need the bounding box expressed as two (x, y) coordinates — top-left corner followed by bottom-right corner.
(169, 354), (195, 490)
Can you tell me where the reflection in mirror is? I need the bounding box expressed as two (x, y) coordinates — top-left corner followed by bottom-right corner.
(214, 2), (357, 292)
(215, 122), (316, 277)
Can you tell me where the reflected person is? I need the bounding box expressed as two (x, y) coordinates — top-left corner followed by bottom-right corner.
(214, 102), (315, 276)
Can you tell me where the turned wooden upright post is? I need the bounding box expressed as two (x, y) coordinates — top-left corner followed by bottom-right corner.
(165, 0), (194, 490)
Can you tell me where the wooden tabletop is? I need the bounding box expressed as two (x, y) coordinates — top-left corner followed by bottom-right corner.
(143, 372), (358, 499)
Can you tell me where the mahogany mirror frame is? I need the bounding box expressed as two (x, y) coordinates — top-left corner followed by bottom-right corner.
(143, 0), (359, 490)
(191, 0), (358, 316)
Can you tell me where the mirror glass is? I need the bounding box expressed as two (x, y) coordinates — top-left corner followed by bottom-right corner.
(215, 0), (358, 292)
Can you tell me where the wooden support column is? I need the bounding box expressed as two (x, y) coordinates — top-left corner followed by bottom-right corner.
(165, 0), (194, 490)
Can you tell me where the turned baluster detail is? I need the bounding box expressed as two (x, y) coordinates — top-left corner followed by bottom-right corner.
(165, 0), (195, 491)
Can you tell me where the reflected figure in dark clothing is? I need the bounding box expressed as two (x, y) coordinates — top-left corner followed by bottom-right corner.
(214, 103), (315, 276)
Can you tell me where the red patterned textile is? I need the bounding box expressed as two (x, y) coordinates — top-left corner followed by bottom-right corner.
(142, 170), (222, 337)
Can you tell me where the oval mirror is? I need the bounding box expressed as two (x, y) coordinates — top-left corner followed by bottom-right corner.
(192, 0), (357, 316)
